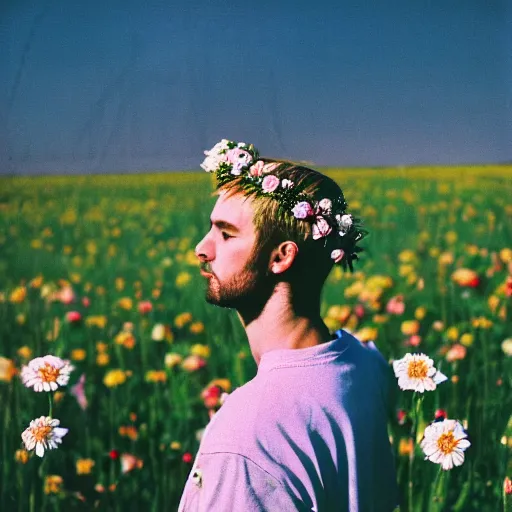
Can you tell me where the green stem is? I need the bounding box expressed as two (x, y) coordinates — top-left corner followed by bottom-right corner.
(48, 393), (53, 418)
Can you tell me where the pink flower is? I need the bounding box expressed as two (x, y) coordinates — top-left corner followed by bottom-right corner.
(59, 287), (75, 305)
(292, 201), (315, 219)
(317, 198), (332, 215)
(71, 374), (88, 410)
(138, 301), (153, 315)
(249, 160), (265, 177)
(330, 249), (345, 263)
(408, 335), (422, 347)
(354, 304), (365, 318)
(181, 355), (207, 372)
(120, 453), (143, 473)
(226, 148), (253, 175)
(386, 295), (405, 315)
(261, 175), (280, 193)
(446, 344), (467, 362)
(82, 297), (90, 307)
(312, 216), (332, 240)
(66, 311), (81, 323)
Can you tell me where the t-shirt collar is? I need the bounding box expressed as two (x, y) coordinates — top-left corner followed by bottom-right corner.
(257, 329), (349, 373)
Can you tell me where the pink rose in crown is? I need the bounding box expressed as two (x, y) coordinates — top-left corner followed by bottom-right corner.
(317, 198), (332, 215)
(261, 175), (280, 193)
(249, 160), (265, 177)
(312, 216), (332, 240)
(330, 249), (345, 263)
(292, 201), (315, 219)
(226, 148), (253, 175)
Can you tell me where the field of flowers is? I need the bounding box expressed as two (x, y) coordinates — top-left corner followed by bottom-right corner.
(0, 166), (511, 511)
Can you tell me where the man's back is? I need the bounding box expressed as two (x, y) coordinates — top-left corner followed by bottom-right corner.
(178, 329), (399, 511)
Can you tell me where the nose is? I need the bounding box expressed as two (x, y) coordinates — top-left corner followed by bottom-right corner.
(195, 232), (214, 262)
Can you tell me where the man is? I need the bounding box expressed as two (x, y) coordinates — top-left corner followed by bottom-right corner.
(178, 140), (399, 512)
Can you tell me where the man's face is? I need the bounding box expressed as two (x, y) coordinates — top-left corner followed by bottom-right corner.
(195, 192), (269, 309)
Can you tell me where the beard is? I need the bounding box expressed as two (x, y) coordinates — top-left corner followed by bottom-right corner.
(203, 250), (273, 310)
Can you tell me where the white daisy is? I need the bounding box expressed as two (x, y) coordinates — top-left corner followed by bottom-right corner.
(21, 416), (68, 457)
(420, 419), (471, 470)
(392, 353), (447, 392)
(21, 355), (74, 392)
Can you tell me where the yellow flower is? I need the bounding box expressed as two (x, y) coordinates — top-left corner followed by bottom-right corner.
(115, 278), (125, 291)
(164, 353), (183, 369)
(145, 370), (167, 383)
(96, 341), (108, 353)
(103, 369), (127, 388)
(76, 458), (95, 475)
(63, 245), (73, 255)
(446, 327), (459, 341)
(0, 357), (16, 382)
(429, 247), (440, 258)
(444, 231), (458, 245)
(53, 391), (65, 403)
(176, 271), (192, 288)
(415, 307), (427, 321)
(170, 441), (181, 450)
(44, 475), (63, 495)
(323, 317), (339, 332)
(472, 317), (493, 329)
(118, 297), (133, 310)
(96, 353), (110, 366)
(327, 305), (351, 323)
(401, 320), (420, 336)
(398, 250), (416, 263)
(15, 449), (29, 464)
(30, 275), (44, 288)
(488, 295), (500, 313)
(438, 252), (454, 266)
(71, 349), (87, 361)
(174, 312), (192, 329)
(499, 248), (512, 264)
(85, 316), (108, 329)
(344, 280), (364, 298)
(398, 438), (414, 456)
(17, 347), (32, 362)
(399, 264), (415, 277)
(191, 344), (211, 358)
(9, 286), (27, 304)
(190, 321), (205, 334)
(372, 314), (389, 324)
(353, 326), (378, 343)
(115, 331), (136, 349)
(31, 239), (43, 249)
(70, 272), (81, 284)
(460, 333), (474, 347)
(15, 313), (26, 325)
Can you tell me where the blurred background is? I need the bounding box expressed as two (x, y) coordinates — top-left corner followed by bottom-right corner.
(1, 1), (512, 511)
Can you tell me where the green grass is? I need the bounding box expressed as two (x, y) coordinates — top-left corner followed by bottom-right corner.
(0, 165), (511, 511)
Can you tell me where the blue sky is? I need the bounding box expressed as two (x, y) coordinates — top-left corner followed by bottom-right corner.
(1, 0), (511, 174)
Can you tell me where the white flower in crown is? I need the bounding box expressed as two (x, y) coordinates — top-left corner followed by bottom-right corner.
(281, 179), (294, 189)
(200, 154), (224, 173)
(210, 139), (231, 154)
(336, 213), (353, 236)
(331, 249), (345, 263)
(317, 198), (332, 215)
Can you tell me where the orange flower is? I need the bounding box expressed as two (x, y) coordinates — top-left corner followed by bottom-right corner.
(401, 320), (420, 336)
(446, 344), (467, 362)
(451, 268), (480, 288)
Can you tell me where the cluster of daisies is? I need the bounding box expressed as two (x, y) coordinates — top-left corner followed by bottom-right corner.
(201, 139), (364, 265)
(392, 353), (471, 471)
(20, 355), (73, 457)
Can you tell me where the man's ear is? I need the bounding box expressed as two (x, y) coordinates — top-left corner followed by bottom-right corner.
(269, 241), (299, 274)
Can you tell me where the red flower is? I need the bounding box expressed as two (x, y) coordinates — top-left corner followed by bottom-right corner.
(505, 276), (512, 297)
(66, 311), (82, 323)
(397, 410), (407, 425)
(182, 452), (193, 464)
(82, 297), (90, 307)
(201, 385), (222, 409)
(138, 301), (153, 315)
(109, 449), (120, 460)
(434, 409), (447, 420)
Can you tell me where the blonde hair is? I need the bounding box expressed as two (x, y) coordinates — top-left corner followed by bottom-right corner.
(214, 159), (350, 285)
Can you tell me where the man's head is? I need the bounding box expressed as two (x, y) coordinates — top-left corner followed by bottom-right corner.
(195, 140), (367, 310)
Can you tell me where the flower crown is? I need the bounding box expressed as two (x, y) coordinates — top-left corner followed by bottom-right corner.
(201, 139), (367, 270)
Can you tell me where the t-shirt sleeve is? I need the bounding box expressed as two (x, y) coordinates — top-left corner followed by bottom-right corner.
(183, 451), (307, 512)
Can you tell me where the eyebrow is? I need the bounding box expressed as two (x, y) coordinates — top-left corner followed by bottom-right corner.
(210, 219), (241, 233)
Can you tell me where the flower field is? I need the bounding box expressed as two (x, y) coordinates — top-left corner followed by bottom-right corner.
(0, 166), (511, 511)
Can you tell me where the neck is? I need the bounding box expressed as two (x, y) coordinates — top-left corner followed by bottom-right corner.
(236, 282), (332, 366)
